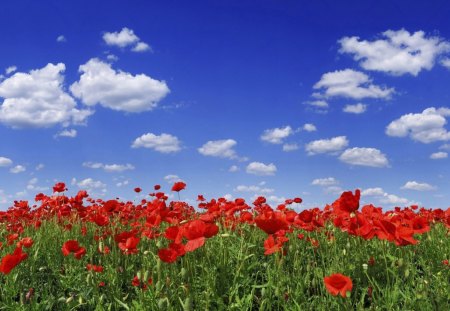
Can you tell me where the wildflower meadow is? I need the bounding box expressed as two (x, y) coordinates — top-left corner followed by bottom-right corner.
(0, 182), (449, 310)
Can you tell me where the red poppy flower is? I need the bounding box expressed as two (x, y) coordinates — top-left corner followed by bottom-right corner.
(323, 273), (353, 298)
(171, 182), (186, 192)
(53, 182), (67, 193)
(17, 237), (33, 248)
(118, 236), (140, 255)
(185, 237), (205, 252)
(98, 282), (105, 287)
(134, 187), (142, 193)
(62, 240), (81, 256)
(158, 248), (178, 263)
(86, 264), (104, 273)
(131, 276), (140, 287)
(332, 189), (361, 214)
(92, 213), (109, 226)
(154, 185), (161, 190)
(62, 240), (86, 259)
(0, 246), (28, 274)
(255, 211), (289, 235)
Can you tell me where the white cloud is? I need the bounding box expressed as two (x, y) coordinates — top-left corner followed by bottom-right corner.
(313, 69), (394, 100)
(305, 136), (349, 155)
(442, 58), (450, 69)
(26, 177), (48, 192)
(303, 123), (317, 132)
(222, 194), (233, 201)
(361, 187), (385, 196)
(380, 193), (410, 205)
(132, 42), (151, 52)
(0, 157), (13, 167)
(76, 178), (106, 189)
(311, 177), (339, 186)
(198, 139), (238, 159)
(56, 35), (66, 42)
(5, 66), (17, 75)
(246, 162), (277, 176)
(282, 143), (299, 152)
(343, 103), (367, 114)
(339, 29), (450, 76)
(401, 181), (435, 191)
(83, 162), (135, 172)
(386, 107), (450, 143)
(235, 185), (274, 194)
(70, 58), (169, 113)
(103, 27), (151, 53)
(10, 165), (26, 174)
(229, 165), (239, 172)
(106, 54), (119, 62)
(164, 174), (183, 184)
(339, 147), (389, 167)
(0, 63), (93, 128)
(362, 187), (412, 206)
(260, 126), (293, 144)
(103, 27), (139, 47)
(430, 151), (448, 159)
(132, 133), (181, 153)
(116, 180), (129, 187)
(55, 129), (77, 138)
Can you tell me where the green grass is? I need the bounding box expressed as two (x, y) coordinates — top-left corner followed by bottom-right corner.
(0, 215), (449, 310)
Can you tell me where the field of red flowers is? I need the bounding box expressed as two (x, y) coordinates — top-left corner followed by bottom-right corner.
(0, 182), (449, 310)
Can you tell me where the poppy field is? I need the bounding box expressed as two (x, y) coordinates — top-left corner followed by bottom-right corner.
(0, 182), (449, 310)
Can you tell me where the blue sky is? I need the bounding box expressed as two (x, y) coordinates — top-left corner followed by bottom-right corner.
(1, 0), (449, 210)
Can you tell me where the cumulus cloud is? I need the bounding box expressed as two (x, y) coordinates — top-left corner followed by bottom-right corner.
(55, 129), (77, 138)
(305, 136), (349, 155)
(83, 162), (135, 172)
(311, 177), (339, 186)
(0, 157), (13, 167)
(198, 139), (238, 159)
(361, 187), (385, 196)
(430, 151), (448, 159)
(339, 29), (450, 76)
(76, 178), (106, 190)
(343, 103), (367, 114)
(246, 162), (277, 176)
(386, 107), (450, 143)
(10, 165), (26, 174)
(260, 126), (293, 144)
(313, 69), (394, 100)
(282, 143), (299, 152)
(0, 63), (93, 128)
(132, 42), (151, 52)
(103, 27), (151, 52)
(339, 147), (389, 167)
(234, 185), (274, 194)
(132, 133), (181, 153)
(303, 123), (317, 132)
(5, 66), (17, 75)
(362, 187), (412, 206)
(440, 143), (450, 150)
(70, 58), (169, 113)
(401, 181), (435, 191)
(164, 174), (184, 184)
